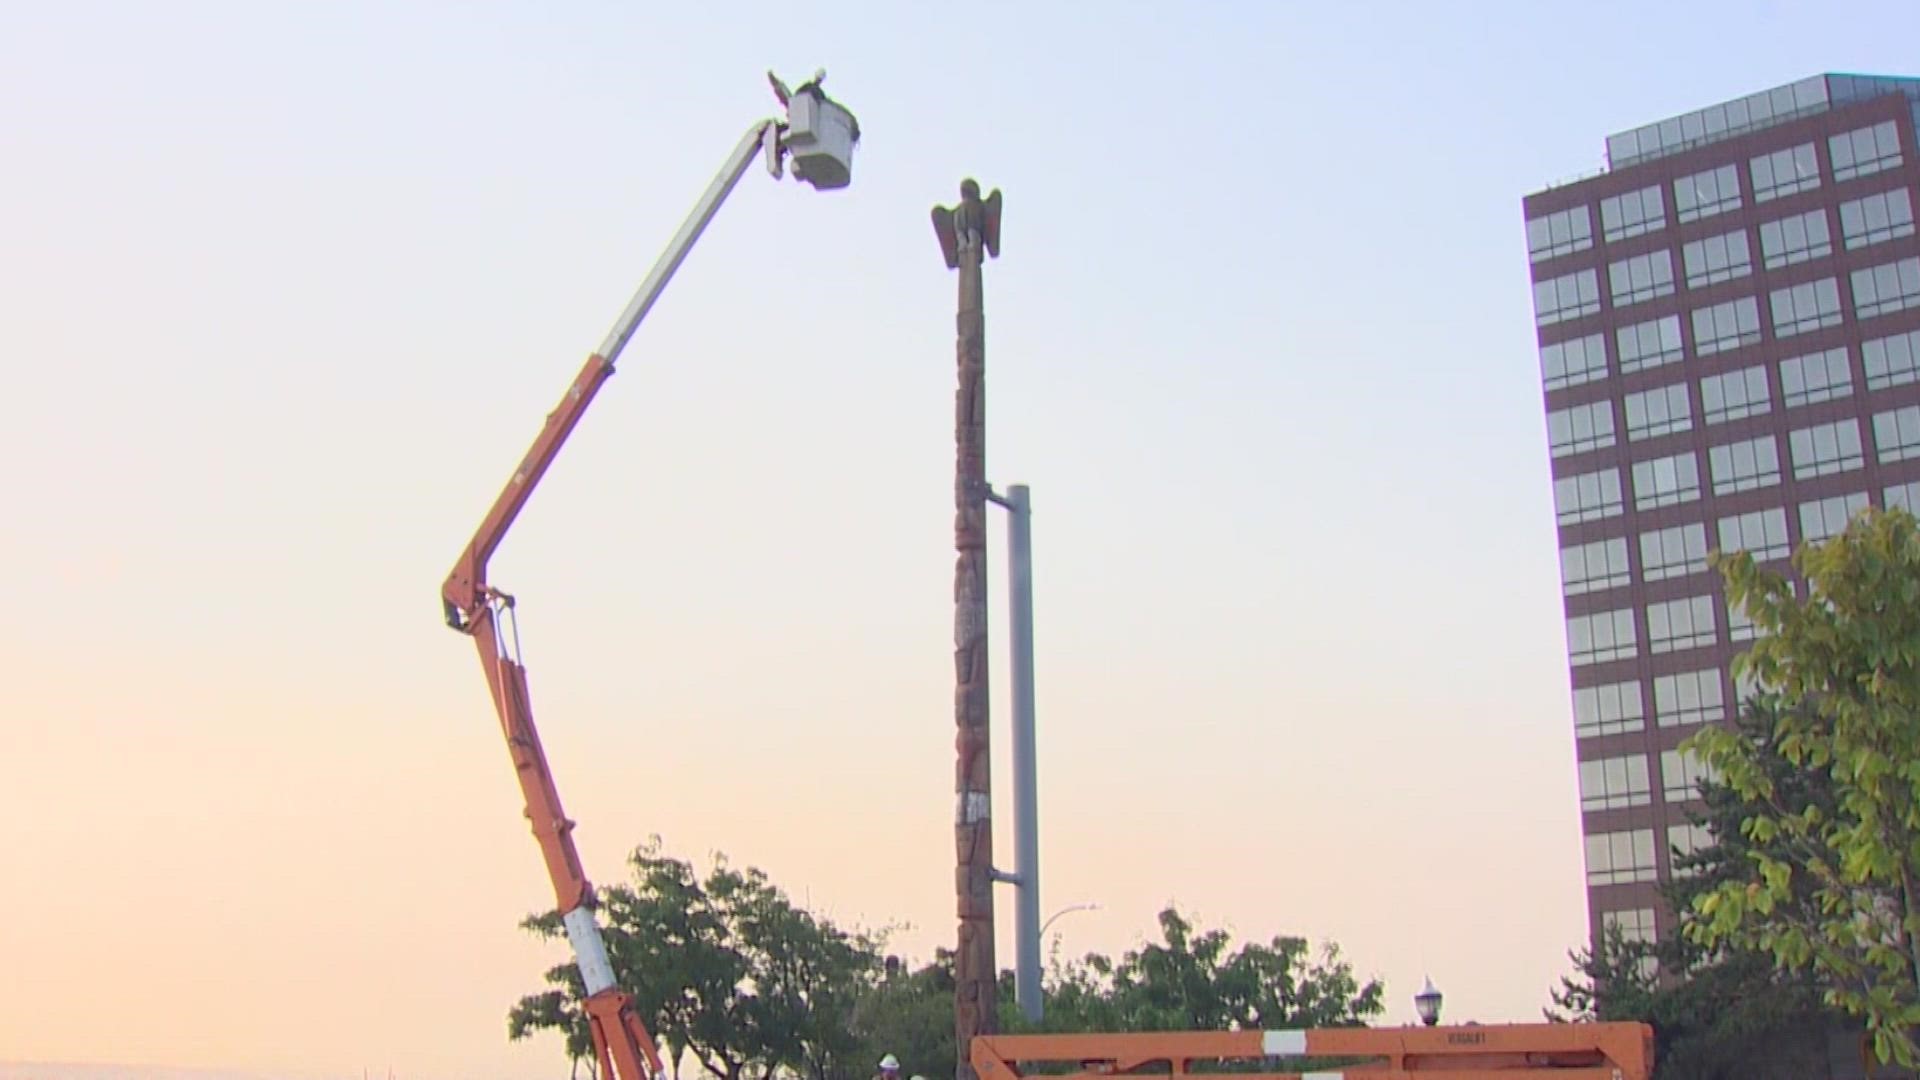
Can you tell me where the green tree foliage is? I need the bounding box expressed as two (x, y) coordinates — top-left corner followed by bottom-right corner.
(851, 952), (957, 1078)
(1548, 692), (1881, 1079)
(1026, 908), (1383, 1034)
(1550, 925), (1833, 1080)
(512, 840), (1383, 1080)
(510, 837), (883, 1080)
(1685, 507), (1920, 1067)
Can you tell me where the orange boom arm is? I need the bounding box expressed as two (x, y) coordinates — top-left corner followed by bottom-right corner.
(438, 107), (811, 1080)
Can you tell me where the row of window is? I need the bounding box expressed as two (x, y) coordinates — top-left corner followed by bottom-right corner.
(1554, 461), (1920, 547)
(1546, 331), (1920, 449)
(1527, 120), (1906, 262)
(1551, 410), (1920, 505)
(1569, 578), (1815, 665)
(1574, 668), (1724, 737)
(1587, 824), (1713, 886)
(1579, 748), (1717, 810)
(1537, 251), (1920, 333)
(1560, 494), (1872, 597)
(1567, 599), (1704, 666)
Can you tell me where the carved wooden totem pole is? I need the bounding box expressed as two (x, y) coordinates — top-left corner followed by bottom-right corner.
(932, 178), (1004, 1080)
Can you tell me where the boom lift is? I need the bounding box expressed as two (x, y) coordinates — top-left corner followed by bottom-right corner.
(439, 73), (858, 1080)
(441, 71), (1651, 1080)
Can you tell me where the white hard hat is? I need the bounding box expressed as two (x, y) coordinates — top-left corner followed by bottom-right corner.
(879, 1055), (900, 1071)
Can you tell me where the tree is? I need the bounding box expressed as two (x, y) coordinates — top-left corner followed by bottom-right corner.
(510, 838), (885, 1080)
(850, 952), (957, 1078)
(512, 847), (1384, 1080)
(1547, 698), (1857, 1079)
(1030, 907), (1383, 1033)
(1686, 506), (1920, 1068)
(847, 907), (1382, 1079)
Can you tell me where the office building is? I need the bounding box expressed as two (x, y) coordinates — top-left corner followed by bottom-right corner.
(1523, 74), (1920, 950)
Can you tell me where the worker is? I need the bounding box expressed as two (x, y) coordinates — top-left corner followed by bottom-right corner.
(875, 1054), (901, 1080)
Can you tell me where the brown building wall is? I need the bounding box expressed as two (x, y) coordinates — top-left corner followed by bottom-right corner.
(1524, 85), (1920, 946)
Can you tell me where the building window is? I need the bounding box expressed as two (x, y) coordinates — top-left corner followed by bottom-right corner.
(1575, 680), (1645, 737)
(1780, 347), (1852, 407)
(1682, 230), (1753, 288)
(1875, 405), (1920, 465)
(1587, 828), (1658, 885)
(1675, 163), (1742, 223)
(1625, 383), (1693, 440)
(1527, 204), (1595, 262)
(1800, 491), (1869, 544)
(1562, 537), (1631, 595)
(1839, 187), (1915, 250)
(1668, 823), (1713, 875)
(1852, 257), (1920, 320)
(1790, 419), (1865, 479)
(1769, 278), (1842, 337)
(1634, 452), (1702, 509)
(1865, 329), (1920, 390)
(1708, 435), (1781, 494)
(1601, 185), (1667, 241)
(1581, 755), (1653, 811)
(1718, 506), (1790, 561)
(1830, 120), (1904, 182)
(1535, 269), (1601, 326)
(1610, 250), (1677, 307)
(1692, 296), (1761, 355)
(1648, 595), (1717, 654)
(1555, 468), (1624, 524)
(1758, 208), (1832, 269)
(1604, 907), (1659, 948)
(1618, 315), (1685, 373)
(1569, 608), (1638, 666)
(1640, 523), (1707, 582)
(1889, 481), (1920, 512)
(1548, 400), (1616, 458)
(1699, 365), (1770, 424)
(1728, 599), (1764, 643)
(1600, 906), (1661, 977)
(1662, 748), (1718, 803)
(1542, 333), (1608, 390)
(1656, 669), (1725, 727)
(1750, 142), (1820, 202)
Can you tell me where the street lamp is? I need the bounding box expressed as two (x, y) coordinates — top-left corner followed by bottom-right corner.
(1414, 977), (1443, 1027)
(1041, 901), (1100, 939)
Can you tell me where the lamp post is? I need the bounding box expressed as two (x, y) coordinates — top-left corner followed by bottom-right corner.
(1040, 901), (1100, 940)
(1414, 977), (1443, 1027)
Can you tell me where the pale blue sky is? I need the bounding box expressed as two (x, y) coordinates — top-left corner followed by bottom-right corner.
(6, 2), (1920, 1077)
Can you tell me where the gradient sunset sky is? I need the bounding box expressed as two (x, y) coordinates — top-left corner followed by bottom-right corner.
(8, 2), (1920, 1078)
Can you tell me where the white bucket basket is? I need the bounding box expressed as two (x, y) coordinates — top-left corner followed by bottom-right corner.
(786, 89), (858, 191)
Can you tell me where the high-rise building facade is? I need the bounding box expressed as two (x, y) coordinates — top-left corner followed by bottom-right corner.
(1523, 75), (1920, 950)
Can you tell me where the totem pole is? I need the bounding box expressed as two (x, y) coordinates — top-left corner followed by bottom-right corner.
(932, 178), (1004, 1080)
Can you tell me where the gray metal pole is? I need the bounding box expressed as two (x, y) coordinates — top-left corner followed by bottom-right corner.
(1007, 484), (1042, 1023)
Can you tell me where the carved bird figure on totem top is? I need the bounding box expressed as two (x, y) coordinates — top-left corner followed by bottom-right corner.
(931, 179), (1003, 269)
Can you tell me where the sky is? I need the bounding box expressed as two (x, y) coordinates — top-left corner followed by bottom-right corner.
(5, 1), (1920, 1077)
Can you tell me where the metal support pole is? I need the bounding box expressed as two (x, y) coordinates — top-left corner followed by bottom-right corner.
(1005, 485), (1041, 1022)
